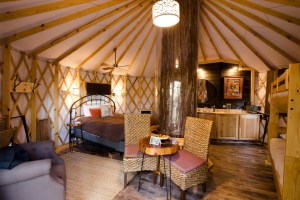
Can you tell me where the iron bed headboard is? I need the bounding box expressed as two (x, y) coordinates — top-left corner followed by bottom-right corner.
(69, 94), (116, 123)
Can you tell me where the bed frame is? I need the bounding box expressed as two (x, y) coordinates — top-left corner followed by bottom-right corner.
(268, 63), (300, 199)
(69, 94), (124, 152)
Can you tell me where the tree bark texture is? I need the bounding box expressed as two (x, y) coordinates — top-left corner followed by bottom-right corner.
(159, 0), (199, 136)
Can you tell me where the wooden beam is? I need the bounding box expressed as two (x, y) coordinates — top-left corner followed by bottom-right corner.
(0, 0), (129, 44)
(56, 0), (151, 63)
(198, 33), (206, 61)
(207, 0), (298, 63)
(283, 63), (300, 200)
(264, 0), (300, 7)
(0, 0), (96, 22)
(200, 16), (221, 59)
(124, 25), (155, 76)
(198, 59), (241, 65)
(30, 57), (37, 142)
(93, 10), (151, 74)
(203, 3), (273, 70)
(231, 0), (300, 26)
(140, 33), (157, 77)
(2, 42), (11, 119)
(200, 7), (246, 67)
(217, 0), (300, 46)
(30, 0), (142, 56)
(54, 63), (59, 147)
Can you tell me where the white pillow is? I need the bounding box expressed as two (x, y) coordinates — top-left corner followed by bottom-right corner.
(280, 134), (286, 140)
(82, 104), (101, 117)
(99, 105), (113, 117)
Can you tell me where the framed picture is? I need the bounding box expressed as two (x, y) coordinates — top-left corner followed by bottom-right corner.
(224, 77), (243, 99)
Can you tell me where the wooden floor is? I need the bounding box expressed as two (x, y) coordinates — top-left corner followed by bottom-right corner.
(64, 142), (278, 200)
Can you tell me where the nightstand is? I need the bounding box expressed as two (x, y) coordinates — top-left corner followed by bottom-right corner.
(67, 122), (84, 152)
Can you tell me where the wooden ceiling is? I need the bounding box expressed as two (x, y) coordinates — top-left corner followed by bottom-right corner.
(0, 0), (299, 77)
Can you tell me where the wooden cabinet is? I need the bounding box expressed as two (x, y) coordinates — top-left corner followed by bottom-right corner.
(197, 110), (260, 141)
(217, 115), (239, 139)
(197, 113), (217, 139)
(239, 115), (260, 140)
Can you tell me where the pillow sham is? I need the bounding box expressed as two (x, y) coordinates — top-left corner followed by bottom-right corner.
(100, 105), (113, 117)
(89, 108), (101, 118)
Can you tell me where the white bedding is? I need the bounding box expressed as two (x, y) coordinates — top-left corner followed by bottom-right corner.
(270, 138), (286, 188)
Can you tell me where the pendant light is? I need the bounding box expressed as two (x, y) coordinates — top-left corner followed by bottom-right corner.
(152, 0), (180, 27)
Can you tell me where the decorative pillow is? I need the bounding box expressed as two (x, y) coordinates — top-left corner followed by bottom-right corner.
(82, 104), (101, 117)
(100, 105), (113, 117)
(89, 108), (101, 118)
(280, 134), (286, 140)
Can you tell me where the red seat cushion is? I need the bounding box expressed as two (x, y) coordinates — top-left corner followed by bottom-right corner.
(164, 149), (207, 173)
(124, 144), (143, 158)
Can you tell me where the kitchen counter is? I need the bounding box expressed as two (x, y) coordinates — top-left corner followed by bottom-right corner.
(197, 108), (258, 115)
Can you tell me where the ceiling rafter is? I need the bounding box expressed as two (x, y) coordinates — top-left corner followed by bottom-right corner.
(217, 0), (300, 46)
(200, 7), (246, 66)
(208, 0), (298, 63)
(0, 0), (96, 22)
(198, 32), (206, 61)
(199, 16), (221, 59)
(124, 25), (155, 76)
(92, 11), (151, 79)
(264, 0), (300, 7)
(231, 0), (300, 26)
(55, 0), (151, 63)
(109, 16), (152, 75)
(0, 0), (129, 44)
(94, 13), (152, 74)
(30, 0), (142, 56)
(203, 2), (274, 70)
(139, 33), (157, 77)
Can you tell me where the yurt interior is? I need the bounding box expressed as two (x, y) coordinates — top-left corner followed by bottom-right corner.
(0, 0), (299, 200)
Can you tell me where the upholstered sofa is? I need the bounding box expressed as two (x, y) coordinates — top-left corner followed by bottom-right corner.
(0, 140), (66, 200)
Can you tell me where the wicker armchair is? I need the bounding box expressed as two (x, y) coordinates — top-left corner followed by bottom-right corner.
(123, 114), (157, 188)
(0, 117), (16, 148)
(161, 116), (213, 200)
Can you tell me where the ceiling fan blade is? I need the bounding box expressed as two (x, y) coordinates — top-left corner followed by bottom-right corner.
(100, 63), (111, 66)
(118, 65), (130, 68)
(103, 67), (113, 70)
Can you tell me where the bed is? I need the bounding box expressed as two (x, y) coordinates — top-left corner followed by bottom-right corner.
(267, 63), (300, 200)
(69, 94), (124, 152)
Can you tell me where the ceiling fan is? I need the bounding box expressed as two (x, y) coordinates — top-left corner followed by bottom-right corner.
(101, 47), (129, 70)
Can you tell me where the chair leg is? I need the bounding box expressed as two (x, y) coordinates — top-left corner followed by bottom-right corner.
(202, 182), (206, 193)
(124, 173), (127, 188)
(180, 189), (185, 200)
(160, 172), (164, 187)
(153, 171), (158, 185)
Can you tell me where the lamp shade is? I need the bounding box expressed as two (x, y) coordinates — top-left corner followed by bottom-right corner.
(152, 0), (180, 27)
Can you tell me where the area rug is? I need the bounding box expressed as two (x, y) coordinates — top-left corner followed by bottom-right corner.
(61, 151), (124, 200)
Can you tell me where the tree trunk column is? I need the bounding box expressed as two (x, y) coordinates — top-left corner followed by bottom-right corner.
(159, 0), (199, 136)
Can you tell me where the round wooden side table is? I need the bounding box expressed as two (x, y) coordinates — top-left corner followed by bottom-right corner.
(138, 136), (178, 200)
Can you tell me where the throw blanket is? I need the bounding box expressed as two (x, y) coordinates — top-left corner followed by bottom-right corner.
(77, 114), (124, 142)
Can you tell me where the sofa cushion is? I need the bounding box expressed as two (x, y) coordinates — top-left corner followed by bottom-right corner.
(0, 159), (51, 186)
(164, 149), (207, 173)
(0, 145), (30, 169)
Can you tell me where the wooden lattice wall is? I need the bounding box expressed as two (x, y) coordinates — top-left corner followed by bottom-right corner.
(1, 49), (157, 147)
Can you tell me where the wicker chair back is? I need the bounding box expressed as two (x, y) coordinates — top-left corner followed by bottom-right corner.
(183, 117), (213, 160)
(124, 114), (150, 145)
